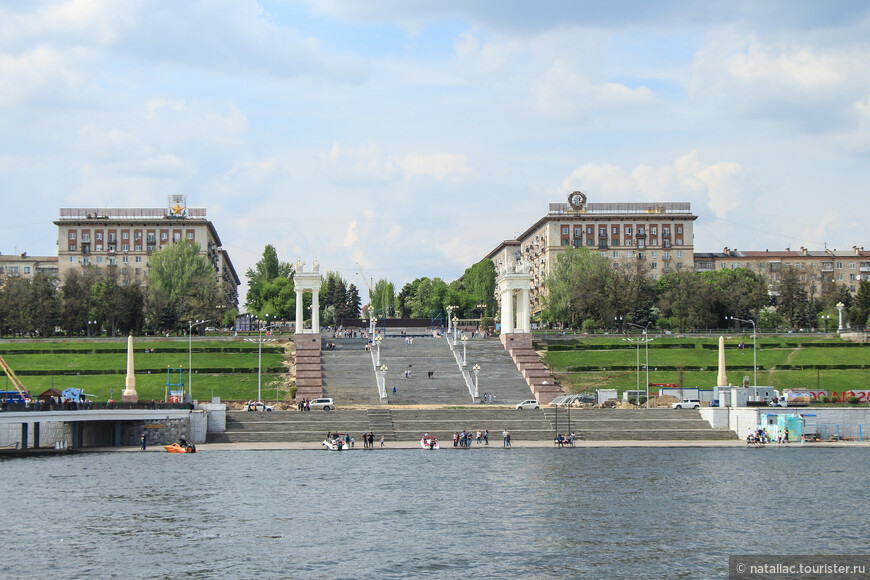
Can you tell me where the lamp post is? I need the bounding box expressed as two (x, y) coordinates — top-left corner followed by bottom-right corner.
(245, 314), (275, 403)
(377, 364), (388, 401)
(821, 314), (831, 334)
(461, 334), (469, 366)
(452, 316), (459, 342)
(622, 337), (641, 403)
(728, 316), (757, 387)
(188, 319), (210, 402)
(374, 335), (383, 366)
(87, 319), (98, 338)
(446, 305), (456, 333)
(627, 322), (653, 408)
(472, 364), (480, 399)
(836, 302), (845, 331)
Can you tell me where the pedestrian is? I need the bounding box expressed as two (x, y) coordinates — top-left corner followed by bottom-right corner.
(505, 431), (511, 447)
(393, 386), (397, 394)
(380, 435), (385, 447)
(476, 430), (482, 446)
(140, 432), (147, 450)
(362, 432), (368, 449)
(484, 429), (489, 445)
(502, 430), (507, 447)
(453, 432), (459, 447)
(368, 432), (374, 447)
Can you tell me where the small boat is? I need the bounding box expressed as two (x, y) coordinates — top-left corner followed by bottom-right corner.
(421, 435), (439, 450)
(164, 443), (196, 453)
(322, 439), (345, 451)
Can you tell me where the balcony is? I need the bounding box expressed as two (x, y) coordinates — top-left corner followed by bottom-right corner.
(636, 230), (646, 237)
(662, 231), (670, 237)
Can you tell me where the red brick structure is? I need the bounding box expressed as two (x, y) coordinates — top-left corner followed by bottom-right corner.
(294, 334), (323, 402)
(501, 333), (562, 403)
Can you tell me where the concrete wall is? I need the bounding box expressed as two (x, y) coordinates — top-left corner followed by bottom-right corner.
(699, 407), (870, 439)
(198, 403), (227, 432)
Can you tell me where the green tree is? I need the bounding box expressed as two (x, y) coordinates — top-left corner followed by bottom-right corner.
(776, 266), (808, 329)
(850, 281), (870, 328)
(1, 278), (32, 337)
(29, 274), (60, 337)
(346, 284), (362, 318)
(245, 245), (293, 313)
(371, 279), (395, 316)
(545, 247), (609, 326)
(462, 259), (496, 317)
(147, 242), (218, 329)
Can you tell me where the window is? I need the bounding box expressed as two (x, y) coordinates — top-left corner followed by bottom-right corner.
(122, 256), (128, 264)
(160, 232), (168, 241)
(135, 244), (141, 252)
(611, 226), (619, 235)
(109, 233), (116, 242)
(69, 257), (74, 263)
(676, 225), (682, 234)
(638, 227), (646, 236)
(561, 239), (568, 246)
(676, 238), (683, 245)
(677, 251), (683, 258)
(109, 257), (116, 265)
(849, 262), (856, 269)
(81, 233), (90, 242)
(135, 256), (142, 263)
(850, 274), (856, 281)
(836, 262), (843, 269)
(96, 256), (102, 263)
(122, 244), (129, 252)
(82, 257), (89, 265)
(663, 252), (670, 260)
(637, 240), (645, 248)
(24, 266), (31, 274)
(135, 232), (142, 240)
(625, 226), (632, 235)
(95, 232), (103, 241)
(122, 232), (129, 240)
(586, 226), (593, 235)
(574, 228), (581, 237)
(147, 234), (155, 243)
(147, 244), (155, 253)
(561, 226), (569, 235)
(599, 227), (606, 237)
(69, 243), (76, 251)
(95, 244), (102, 252)
(173, 232), (181, 242)
(651, 251), (657, 259)
(650, 262), (657, 269)
(587, 239), (594, 246)
(651, 226), (657, 235)
(613, 251), (619, 258)
(69, 231), (77, 240)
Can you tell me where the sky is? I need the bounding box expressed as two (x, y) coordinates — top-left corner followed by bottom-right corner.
(2, 0), (869, 304)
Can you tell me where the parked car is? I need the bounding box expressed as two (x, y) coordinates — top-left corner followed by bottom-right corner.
(516, 399), (540, 410)
(309, 397), (335, 411)
(671, 399), (701, 409)
(244, 401), (274, 412)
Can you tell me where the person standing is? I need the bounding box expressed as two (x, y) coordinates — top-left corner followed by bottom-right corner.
(380, 435), (385, 448)
(369, 432), (374, 448)
(505, 431), (511, 447)
(484, 429), (489, 445)
(140, 433), (147, 451)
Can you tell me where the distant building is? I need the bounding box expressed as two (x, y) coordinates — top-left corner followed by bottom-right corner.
(53, 195), (240, 308)
(485, 193), (698, 315)
(0, 253), (59, 283)
(694, 246), (870, 296)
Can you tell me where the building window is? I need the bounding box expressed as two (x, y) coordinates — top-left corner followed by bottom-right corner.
(850, 274), (856, 281)
(637, 240), (645, 249)
(95, 232), (103, 241)
(650, 262), (657, 269)
(561, 239), (568, 246)
(677, 251), (683, 258)
(109, 233), (116, 243)
(68, 243), (76, 251)
(96, 256), (102, 263)
(663, 227), (670, 237)
(147, 233), (155, 243)
(135, 232), (142, 240)
(651, 251), (657, 259)
(109, 257), (115, 265)
(587, 239), (594, 246)
(611, 226), (619, 235)
(24, 267), (31, 274)
(122, 256), (128, 264)
(95, 244), (102, 252)
(135, 256), (142, 263)
(160, 232), (168, 241)
(122, 232), (129, 240)
(69, 257), (74, 263)
(612, 251), (619, 258)
(849, 262), (856, 269)
(586, 226), (593, 235)
(135, 244), (142, 252)
(599, 227), (606, 237)
(81, 233), (90, 242)
(651, 226), (657, 235)
(147, 244), (155, 253)
(574, 228), (581, 238)
(676, 238), (683, 245)
(69, 231), (76, 240)
(676, 225), (682, 234)
(122, 244), (129, 252)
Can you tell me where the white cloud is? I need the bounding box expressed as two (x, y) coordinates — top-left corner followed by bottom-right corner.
(0, 45), (98, 107)
(320, 143), (472, 183)
(344, 220), (359, 247)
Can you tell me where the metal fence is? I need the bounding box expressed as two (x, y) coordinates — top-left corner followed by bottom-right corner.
(817, 423), (867, 441)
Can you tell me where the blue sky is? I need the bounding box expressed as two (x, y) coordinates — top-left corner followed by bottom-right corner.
(2, 0), (869, 302)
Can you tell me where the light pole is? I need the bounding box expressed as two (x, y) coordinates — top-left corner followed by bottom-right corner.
(452, 316), (459, 342)
(627, 322), (653, 408)
(374, 335), (382, 366)
(188, 319), (209, 402)
(622, 337), (641, 403)
(472, 364), (480, 399)
(461, 334), (469, 366)
(446, 305), (456, 333)
(728, 316), (757, 387)
(377, 364), (388, 401)
(836, 302), (845, 331)
(245, 314), (275, 403)
(87, 319), (98, 338)
(821, 314), (831, 334)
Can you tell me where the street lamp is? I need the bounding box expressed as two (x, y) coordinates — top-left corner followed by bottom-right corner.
(245, 314), (276, 403)
(821, 314), (831, 334)
(377, 364), (389, 401)
(87, 320), (98, 338)
(614, 316), (623, 332)
(446, 305), (456, 332)
(188, 319), (210, 402)
(727, 316), (757, 387)
(461, 334), (469, 366)
(836, 302), (845, 331)
(452, 316), (459, 342)
(374, 335), (383, 366)
(472, 364), (480, 399)
(622, 337), (641, 403)
(627, 322), (653, 408)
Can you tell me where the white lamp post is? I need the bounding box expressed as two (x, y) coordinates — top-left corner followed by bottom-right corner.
(377, 364), (388, 401)
(472, 364), (480, 399)
(728, 315), (757, 387)
(188, 319), (209, 402)
(87, 319), (98, 338)
(627, 322), (653, 408)
(453, 316), (459, 342)
(461, 334), (469, 366)
(837, 302), (845, 331)
(374, 335), (382, 366)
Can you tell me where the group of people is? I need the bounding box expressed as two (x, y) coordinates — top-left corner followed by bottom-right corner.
(324, 342), (338, 351)
(328, 327), (367, 339)
(554, 433), (576, 447)
(360, 431), (385, 448)
(453, 429), (489, 447)
(297, 398), (312, 411)
(747, 426), (790, 446)
(480, 393), (497, 403)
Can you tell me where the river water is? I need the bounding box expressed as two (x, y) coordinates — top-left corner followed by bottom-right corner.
(1, 446), (867, 579)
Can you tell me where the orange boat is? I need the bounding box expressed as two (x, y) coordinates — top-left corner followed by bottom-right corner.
(164, 443), (197, 453)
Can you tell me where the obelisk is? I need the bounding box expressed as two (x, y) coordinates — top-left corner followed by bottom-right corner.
(121, 333), (139, 403)
(716, 335), (728, 387)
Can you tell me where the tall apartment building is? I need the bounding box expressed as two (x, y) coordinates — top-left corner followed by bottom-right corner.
(694, 246), (870, 296)
(0, 253), (59, 283)
(54, 196), (240, 308)
(486, 193), (697, 315)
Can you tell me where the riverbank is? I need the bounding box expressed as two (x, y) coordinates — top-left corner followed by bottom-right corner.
(76, 439), (870, 452)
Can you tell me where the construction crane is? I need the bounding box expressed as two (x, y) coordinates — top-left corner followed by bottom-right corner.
(0, 353), (31, 402)
(354, 261), (375, 298)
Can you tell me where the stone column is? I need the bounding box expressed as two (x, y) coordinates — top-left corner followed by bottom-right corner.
(295, 289), (304, 334)
(121, 334), (139, 403)
(311, 291), (320, 334)
(716, 335), (728, 387)
(503, 289), (514, 334)
(518, 288), (531, 333)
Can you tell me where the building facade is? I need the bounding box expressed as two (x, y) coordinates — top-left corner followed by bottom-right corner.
(486, 193), (698, 315)
(53, 196), (240, 308)
(0, 253), (59, 283)
(694, 246), (870, 296)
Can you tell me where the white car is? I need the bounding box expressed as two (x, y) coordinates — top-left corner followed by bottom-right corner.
(671, 399), (701, 409)
(516, 399), (540, 410)
(244, 401), (274, 412)
(309, 397), (335, 411)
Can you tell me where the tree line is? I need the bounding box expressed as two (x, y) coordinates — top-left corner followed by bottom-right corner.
(543, 247), (868, 331)
(0, 242), (235, 338)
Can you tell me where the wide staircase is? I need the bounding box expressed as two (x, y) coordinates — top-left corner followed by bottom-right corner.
(321, 338), (379, 405)
(542, 408), (737, 440)
(207, 407), (737, 443)
(467, 337), (540, 404)
(378, 335), (473, 405)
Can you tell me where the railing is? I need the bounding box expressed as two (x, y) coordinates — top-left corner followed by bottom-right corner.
(549, 202), (692, 215)
(59, 208), (207, 219)
(0, 401), (193, 412)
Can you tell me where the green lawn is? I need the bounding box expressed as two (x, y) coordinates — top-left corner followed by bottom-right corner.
(1, 352), (285, 372)
(543, 336), (870, 396)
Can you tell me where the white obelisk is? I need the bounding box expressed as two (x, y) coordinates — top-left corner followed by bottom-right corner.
(121, 334), (139, 403)
(716, 335), (728, 387)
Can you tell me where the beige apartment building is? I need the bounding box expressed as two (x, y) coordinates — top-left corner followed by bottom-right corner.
(486, 193), (698, 315)
(53, 196), (240, 308)
(0, 253), (59, 283)
(694, 246), (870, 296)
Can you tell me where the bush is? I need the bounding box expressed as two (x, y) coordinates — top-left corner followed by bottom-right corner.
(848, 396), (860, 405)
(638, 396), (647, 405)
(819, 396), (830, 404)
(288, 386), (297, 400)
(627, 397), (637, 405)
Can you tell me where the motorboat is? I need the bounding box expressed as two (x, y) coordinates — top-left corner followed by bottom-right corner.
(421, 435), (439, 450)
(165, 443), (196, 453)
(322, 439), (345, 451)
